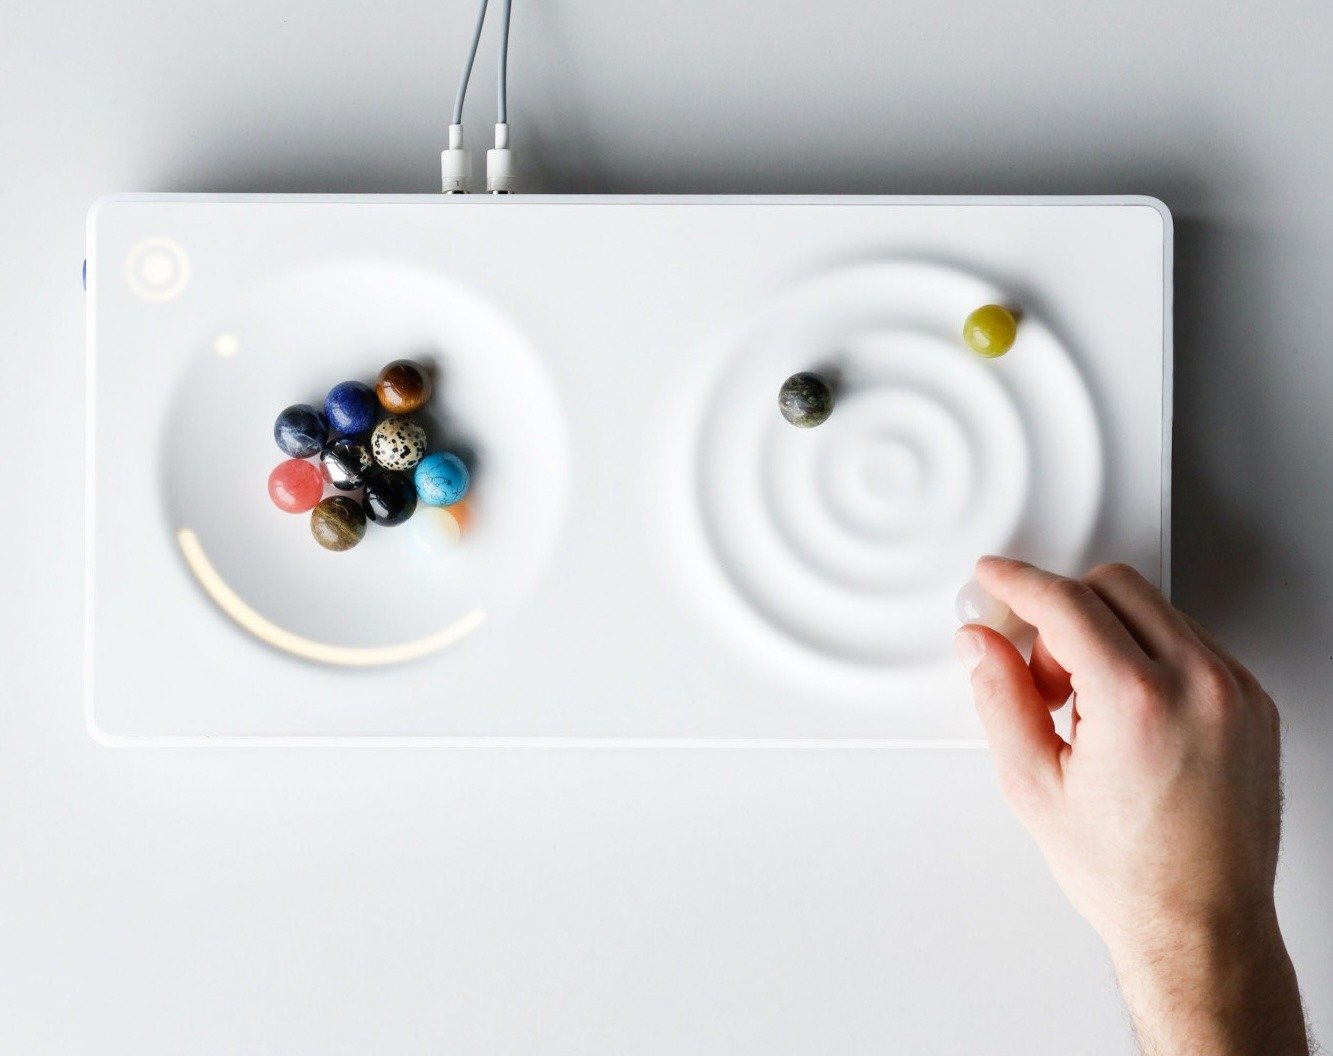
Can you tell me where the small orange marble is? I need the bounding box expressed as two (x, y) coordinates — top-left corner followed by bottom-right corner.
(447, 499), (471, 533)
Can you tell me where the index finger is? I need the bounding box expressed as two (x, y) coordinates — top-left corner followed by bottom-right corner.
(976, 556), (1153, 687)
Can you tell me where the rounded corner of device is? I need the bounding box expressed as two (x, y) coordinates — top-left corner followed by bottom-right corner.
(1125, 195), (1174, 238)
(84, 707), (127, 748)
(86, 193), (128, 228)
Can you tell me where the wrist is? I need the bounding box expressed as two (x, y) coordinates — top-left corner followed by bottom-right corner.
(1103, 896), (1284, 979)
(1105, 900), (1308, 1056)
(1098, 896), (1285, 970)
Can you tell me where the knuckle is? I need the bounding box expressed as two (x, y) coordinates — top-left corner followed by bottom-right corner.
(1127, 662), (1167, 699)
(1118, 665), (1168, 719)
(1188, 653), (1240, 709)
(1233, 664), (1266, 698)
(973, 673), (1008, 724)
(1044, 576), (1095, 607)
(1166, 625), (1201, 654)
(1085, 561), (1142, 586)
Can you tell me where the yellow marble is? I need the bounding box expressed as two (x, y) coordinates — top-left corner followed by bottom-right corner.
(963, 304), (1018, 359)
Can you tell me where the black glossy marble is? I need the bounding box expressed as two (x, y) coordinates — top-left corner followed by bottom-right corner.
(362, 470), (418, 526)
(319, 436), (374, 490)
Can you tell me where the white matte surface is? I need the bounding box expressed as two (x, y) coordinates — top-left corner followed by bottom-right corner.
(1, 2), (1330, 1053)
(87, 195), (1166, 742)
(85, 193), (1167, 736)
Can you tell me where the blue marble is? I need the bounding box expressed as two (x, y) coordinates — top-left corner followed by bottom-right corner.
(273, 403), (327, 458)
(324, 381), (379, 436)
(414, 452), (470, 507)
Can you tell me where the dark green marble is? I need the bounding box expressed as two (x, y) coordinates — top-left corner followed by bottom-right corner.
(778, 371), (834, 428)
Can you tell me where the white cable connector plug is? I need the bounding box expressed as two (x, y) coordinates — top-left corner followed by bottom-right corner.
(486, 123), (515, 194)
(441, 124), (472, 194)
(444, 0), (518, 194)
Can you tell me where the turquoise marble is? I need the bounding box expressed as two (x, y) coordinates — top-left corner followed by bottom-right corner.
(414, 452), (470, 507)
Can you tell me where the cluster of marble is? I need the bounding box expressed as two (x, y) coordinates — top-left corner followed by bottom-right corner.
(266, 359), (472, 552)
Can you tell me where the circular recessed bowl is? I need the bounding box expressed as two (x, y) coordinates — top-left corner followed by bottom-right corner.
(685, 260), (1102, 672)
(160, 259), (569, 666)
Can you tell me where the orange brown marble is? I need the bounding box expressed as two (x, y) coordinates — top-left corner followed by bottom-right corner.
(375, 360), (432, 414)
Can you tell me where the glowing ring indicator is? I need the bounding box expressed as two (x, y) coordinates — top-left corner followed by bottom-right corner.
(177, 529), (487, 666)
(125, 237), (191, 302)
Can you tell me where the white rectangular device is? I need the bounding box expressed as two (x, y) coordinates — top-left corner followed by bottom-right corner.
(85, 194), (1172, 745)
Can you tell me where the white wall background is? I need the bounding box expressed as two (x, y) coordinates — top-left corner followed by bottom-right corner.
(1, 1), (1329, 1052)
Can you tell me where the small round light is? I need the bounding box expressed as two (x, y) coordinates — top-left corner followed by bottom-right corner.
(213, 333), (239, 357)
(125, 237), (191, 302)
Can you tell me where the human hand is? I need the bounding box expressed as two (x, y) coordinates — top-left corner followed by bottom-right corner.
(956, 557), (1307, 1056)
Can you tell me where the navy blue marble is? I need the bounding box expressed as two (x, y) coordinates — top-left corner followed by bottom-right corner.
(324, 381), (379, 436)
(273, 404), (328, 458)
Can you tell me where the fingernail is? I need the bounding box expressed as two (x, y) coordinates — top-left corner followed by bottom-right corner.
(954, 629), (985, 672)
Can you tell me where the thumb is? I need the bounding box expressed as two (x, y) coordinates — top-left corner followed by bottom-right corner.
(956, 625), (1064, 804)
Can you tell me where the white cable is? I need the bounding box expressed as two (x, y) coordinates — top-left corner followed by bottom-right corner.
(441, 0), (490, 192)
(496, 0), (512, 124)
(487, 0), (516, 193)
(453, 0), (490, 127)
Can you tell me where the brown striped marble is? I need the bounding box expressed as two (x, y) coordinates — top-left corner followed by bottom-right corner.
(310, 495), (367, 551)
